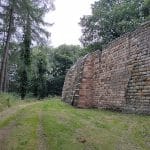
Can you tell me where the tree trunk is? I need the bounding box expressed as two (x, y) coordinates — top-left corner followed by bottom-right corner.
(3, 57), (8, 92)
(0, 4), (14, 92)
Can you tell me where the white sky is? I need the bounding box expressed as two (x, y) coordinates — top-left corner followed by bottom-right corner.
(45, 0), (95, 47)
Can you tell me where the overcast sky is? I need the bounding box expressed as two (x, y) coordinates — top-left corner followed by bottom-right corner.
(45, 0), (95, 47)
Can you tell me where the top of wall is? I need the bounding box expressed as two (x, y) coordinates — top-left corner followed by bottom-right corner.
(96, 21), (150, 53)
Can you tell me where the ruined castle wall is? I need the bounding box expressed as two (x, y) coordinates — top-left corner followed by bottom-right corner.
(93, 33), (130, 110)
(125, 22), (150, 113)
(62, 57), (86, 106)
(62, 22), (150, 114)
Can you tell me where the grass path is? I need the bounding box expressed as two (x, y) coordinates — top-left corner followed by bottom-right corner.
(0, 102), (41, 150)
(0, 102), (38, 121)
(0, 98), (149, 150)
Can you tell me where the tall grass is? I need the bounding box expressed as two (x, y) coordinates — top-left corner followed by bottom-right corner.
(0, 93), (20, 112)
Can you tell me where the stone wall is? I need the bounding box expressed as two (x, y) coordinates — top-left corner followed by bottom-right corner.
(62, 22), (150, 114)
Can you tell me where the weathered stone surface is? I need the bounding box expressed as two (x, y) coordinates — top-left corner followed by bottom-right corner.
(62, 21), (150, 114)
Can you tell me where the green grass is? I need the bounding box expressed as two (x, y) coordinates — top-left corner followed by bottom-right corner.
(0, 93), (21, 112)
(40, 100), (150, 150)
(6, 106), (40, 150)
(0, 97), (150, 150)
(0, 93), (39, 112)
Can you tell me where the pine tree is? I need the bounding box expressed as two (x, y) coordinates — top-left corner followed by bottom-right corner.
(0, 0), (54, 95)
(0, 0), (15, 92)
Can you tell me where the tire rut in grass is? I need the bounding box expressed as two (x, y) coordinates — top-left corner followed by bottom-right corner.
(0, 102), (40, 150)
(0, 102), (39, 121)
(0, 121), (17, 150)
(37, 111), (49, 150)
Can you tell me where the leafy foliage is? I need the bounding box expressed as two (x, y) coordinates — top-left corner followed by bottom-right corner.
(47, 45), (81, 95)
(33, 52), (47, 99)
(80, 0), (150, 50)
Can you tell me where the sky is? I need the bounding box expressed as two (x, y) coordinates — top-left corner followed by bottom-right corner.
(45, 0), (95, 47)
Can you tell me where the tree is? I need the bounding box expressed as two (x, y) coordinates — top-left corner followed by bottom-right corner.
(142, 0), (150, 19)
(29, 48), (48, 99)
(0, 0), (55, 93)
(47, 45), (81, 95)
(36, 53), (47, 99)
(0, 0), (15, 92)
(79, 0), (150, 50)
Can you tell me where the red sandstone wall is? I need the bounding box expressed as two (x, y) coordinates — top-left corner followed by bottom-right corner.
(78, 54), (94, 107)
(92, 33), (130, 109)
(62, 22), (150, 114)
(125, 22), (150, 113)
